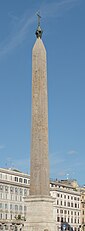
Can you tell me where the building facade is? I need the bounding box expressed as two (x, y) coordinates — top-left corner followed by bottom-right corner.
(0, 168), (30, 230)
(50, 180), (81, 231)
(80, 188), (85, 231)
(0, 168), (84, 231)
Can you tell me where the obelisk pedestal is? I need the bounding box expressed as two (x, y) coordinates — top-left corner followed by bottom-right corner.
(24, 196), (56, 231)
(23, 16), (56, 231)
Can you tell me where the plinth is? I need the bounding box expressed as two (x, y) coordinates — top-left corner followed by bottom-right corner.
(23, 196), (56, 231)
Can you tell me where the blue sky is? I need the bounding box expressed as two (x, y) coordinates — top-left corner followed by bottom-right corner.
(0, 0), (85, 186)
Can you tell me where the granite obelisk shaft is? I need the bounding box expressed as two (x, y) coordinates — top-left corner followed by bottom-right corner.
(30, 36), (49, 196)
(23, 18), (56, 231)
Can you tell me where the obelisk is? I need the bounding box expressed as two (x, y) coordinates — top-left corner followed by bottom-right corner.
(30, 14), (49, 196)
(24, 15), (56, 231)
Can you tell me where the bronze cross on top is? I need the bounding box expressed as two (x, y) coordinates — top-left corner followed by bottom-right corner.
(37, 12), (41, 27)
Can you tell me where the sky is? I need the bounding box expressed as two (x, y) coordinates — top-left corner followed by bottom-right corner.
(0, 0), (85, 186)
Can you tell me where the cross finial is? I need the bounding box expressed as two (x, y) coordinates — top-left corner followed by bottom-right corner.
(37, 12), (41, 27)
(35, 12), (43, 39)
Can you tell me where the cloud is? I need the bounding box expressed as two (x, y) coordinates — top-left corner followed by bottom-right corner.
(0, 145), (5, 149)
(67, 150), (78, 155)
(14, 158), (29, 167)
(0, 0), (81, 58)
(49, 151), (66, 177)
(40, 0), (80, 18)
(50, 151), (65, 165)
(8, 12), (19, 21)
(58, 171), (66, 177)
(0, 13), (35, 58)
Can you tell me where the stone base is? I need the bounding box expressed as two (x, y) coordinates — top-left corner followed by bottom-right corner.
(23, 196), (56, 231)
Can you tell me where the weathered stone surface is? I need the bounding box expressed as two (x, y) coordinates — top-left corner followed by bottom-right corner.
(30, 38), (49, 196)
(24, 35), (56, 231)
(23, 196), (56, 231)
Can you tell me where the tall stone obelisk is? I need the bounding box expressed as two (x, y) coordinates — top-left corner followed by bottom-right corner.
(24, 15), (56, 231)
(30, 14), (49, 197)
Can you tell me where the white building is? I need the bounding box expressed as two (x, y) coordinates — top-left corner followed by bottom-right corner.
(0, 168), (30, 230)
(0, 168), (82, 231)
(80, 187), (85, 231)
(50, 180), (81, 231)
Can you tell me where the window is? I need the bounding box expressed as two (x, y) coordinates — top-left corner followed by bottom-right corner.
(61, 194), (62, 198)
(10, 204), (12, 210)
(68, 211), (69, 215)
(60, 210), (63, 214)
(0, 174), (2, 179)
(71, 202), (73, 207)
(15, 187), (18, 194)
(74, 197), (76, 200)
(24, 206), (27, 211)
(57, 200), (59, 205)
(68, 218), (69, 223)
(64, 201), (66, 206)
(20, 188), (23, 195)
(57, 193), (59, 197)
(64, 195), (66, 199)
(51, 184), (53, 187)
(0, 193), (2, 199)
(57, 209), (59, 213)
(75, 203), (77, 208)
(71, 211), (73, 215)
(0, 213), (2, 219)
(15, 177), (18, 182)
(75, 212), (76, 215)
(24, 179), (27, 184)
(10, 175), (12, 180)
(71, 218), (73, 223)
(5, 186), (8, 192)
(19, 178), (22, 183)
(82, 218), (84, 224)
(19, 205), (22, 211)
(24, 189), (27, 196)
(0, 203), (2, 209)
(75, 218), (76, 223)
(5, 194), (7, 200)
(68, 202), (70, 207)
(61, 217), (63, 222)
(71, 196), (73, 200)
(0, 185), (3, 191)
(10, 187), (14, 193)
(11, 214), (12, 220)
(20, 196), (22, 201)
(61, 201), (62, 206)
(57, 217), (60, 222)
(68, 196), (69, 199)
(15, 205), (18, 211)
(15, 195), (17, 201)
(5, 214), (7, 219)
(5, 204), (8, 210)
(5, 174), (7, 179)
(64, 210), (67, 214)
